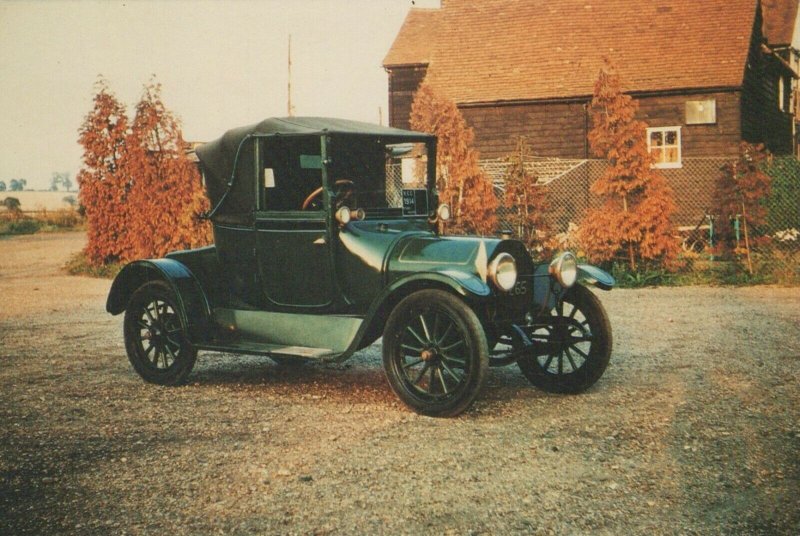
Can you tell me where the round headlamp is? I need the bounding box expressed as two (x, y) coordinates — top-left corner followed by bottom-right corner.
(437, 203), (451, 222)
(335, 206), (351, 225)
(549, 251), (578, 288)
(488, 252), (517, 292)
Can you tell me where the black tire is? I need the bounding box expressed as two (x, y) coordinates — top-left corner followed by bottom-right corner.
(382, 289), (489, 417)
(124, 281), (197, 386)
(518, 284), (612, 394)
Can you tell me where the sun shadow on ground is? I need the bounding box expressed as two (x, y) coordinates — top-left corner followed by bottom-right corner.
(187, 348), (545, 409)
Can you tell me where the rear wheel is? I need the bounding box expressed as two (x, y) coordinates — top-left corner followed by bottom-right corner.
(124, 281), (197, 385)
(383, 290), (488, 417)
(517, 284), (611, 393)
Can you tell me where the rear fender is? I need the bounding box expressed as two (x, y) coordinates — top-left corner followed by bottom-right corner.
(106, 259), (211, 343)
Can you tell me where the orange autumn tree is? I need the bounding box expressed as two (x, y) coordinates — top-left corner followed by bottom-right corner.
(502, 137), (550, 252)
(409, 80), (497, 235)
(713, 142), (771, 272)
(122, 80), (212, 260)
(77, 78), (132, 263)
(578, 60), (679, 271)
(714, 142), (772, 241)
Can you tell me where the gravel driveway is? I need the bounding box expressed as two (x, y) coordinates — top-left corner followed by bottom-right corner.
(1, 232), (798, 535)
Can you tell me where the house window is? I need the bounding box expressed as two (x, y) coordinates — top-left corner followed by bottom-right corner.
(778, 75), (791, 112)
(685, 99), (716, 125)
(647, 127), (682, 168)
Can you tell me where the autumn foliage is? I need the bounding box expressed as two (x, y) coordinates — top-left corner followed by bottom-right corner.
(714, 143), (772, 235)
(78, 78), (211, 265)
(410, 80), (497, 236)
(501, 137), (550, 252)
(578, 60), (679, 270)
(713, 142), (772, 259)
(123, 81), (211, 259)
(77, 79), (132, 264)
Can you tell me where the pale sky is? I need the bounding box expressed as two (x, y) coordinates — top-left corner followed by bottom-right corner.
(0, 0), (440, 190)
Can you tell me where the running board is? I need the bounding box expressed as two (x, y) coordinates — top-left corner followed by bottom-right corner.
(196, 340), (336, 359)
(210, 308), (363, 354)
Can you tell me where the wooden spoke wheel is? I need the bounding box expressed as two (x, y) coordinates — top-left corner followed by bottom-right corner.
(383, 290), (488, 417)
(124, 282), (197, 385)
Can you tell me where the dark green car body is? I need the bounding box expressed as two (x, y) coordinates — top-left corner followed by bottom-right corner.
(107, 117), (614, 416)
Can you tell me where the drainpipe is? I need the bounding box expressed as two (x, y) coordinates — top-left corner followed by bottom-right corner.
(583, 101), (591, 211)
(583, 101), (590, 159)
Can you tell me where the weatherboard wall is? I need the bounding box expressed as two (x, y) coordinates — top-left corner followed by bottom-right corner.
(388, 68), (746, 160)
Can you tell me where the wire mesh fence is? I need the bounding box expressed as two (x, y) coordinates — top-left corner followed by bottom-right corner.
(481, 155), (800, 279)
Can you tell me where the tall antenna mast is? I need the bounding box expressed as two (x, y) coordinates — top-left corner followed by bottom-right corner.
(287, 34), (295, 117)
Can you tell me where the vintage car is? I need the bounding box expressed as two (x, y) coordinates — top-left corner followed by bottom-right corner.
(107, 117), (614, 417)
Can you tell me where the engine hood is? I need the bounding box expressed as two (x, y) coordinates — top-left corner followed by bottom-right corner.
(387, 234), (505, 287)
(336, 220), (534, 303)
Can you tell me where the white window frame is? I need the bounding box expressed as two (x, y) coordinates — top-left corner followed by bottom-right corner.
(647, 126), (682, 169)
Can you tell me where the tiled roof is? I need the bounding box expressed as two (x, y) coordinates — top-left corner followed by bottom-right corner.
(762, 0), (799, 45)
(383, 8), (442, 66)
(384, 0), (759, 103)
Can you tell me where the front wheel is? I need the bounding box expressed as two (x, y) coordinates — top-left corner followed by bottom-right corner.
(383, 290), (489, 417)
(517, 284), (612, 394)
(124, 281), (197, 385)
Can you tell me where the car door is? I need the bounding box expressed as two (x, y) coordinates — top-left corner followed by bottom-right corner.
(208, 137), (261, 307)
(254, 136), (337, 309)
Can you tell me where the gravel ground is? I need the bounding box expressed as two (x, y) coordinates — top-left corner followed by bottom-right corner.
(1, 232), (799, 535)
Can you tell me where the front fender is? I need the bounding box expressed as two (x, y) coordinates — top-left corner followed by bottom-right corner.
(377, 271), (492, 312)
(106, 259), (211, 343)
(577, 264), (615, 290)
(531, 262), (614, 311)
(331, 271), (492, 362)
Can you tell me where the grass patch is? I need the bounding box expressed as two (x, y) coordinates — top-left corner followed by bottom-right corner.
(610, 263), (671, 288)
(609, 254), (798, 288)
(0, 209), (84, 236)
(667, 262), (771, 286)
(64, 252), (123, 279)
(0, 218), (42, 235)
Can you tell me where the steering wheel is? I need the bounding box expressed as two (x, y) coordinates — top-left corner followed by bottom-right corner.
(302, 179), (355, 210)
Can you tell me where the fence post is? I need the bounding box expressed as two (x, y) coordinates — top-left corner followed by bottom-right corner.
(707, 214), (715, 262)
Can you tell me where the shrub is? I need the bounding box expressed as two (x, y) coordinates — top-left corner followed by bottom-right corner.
(763, 156), (800, 235)
(1, 219), (41, 235)
(712, 143), (772, 274)
(2, 197), (21, 212)
(77, 77), (211, 266)
(63, 251), (123, 279)
(77, 77), (131, 264)
(36, 209), (83, 229)
(122, 80), (211, 260)
(501, 137), (551, 253)
(610, 263), (671, 288)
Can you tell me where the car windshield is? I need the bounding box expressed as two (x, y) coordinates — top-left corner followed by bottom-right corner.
(328, 138), (431, 217)
(259, 136), (431, 216)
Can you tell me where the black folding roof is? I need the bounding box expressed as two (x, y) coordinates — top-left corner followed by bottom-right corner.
(195, 117), (432, 218)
